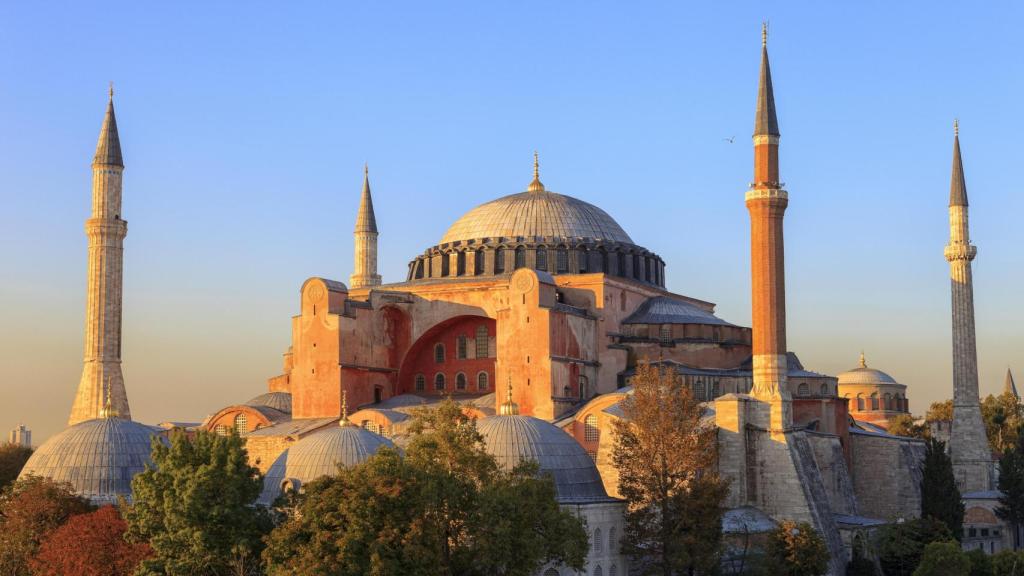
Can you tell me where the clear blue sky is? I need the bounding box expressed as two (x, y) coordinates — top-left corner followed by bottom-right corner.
(1, 1), (1021, 442)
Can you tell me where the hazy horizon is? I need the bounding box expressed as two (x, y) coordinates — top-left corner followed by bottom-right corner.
(1, 2), (1021, 443)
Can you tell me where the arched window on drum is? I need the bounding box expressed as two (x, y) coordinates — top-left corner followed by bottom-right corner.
(234, 413), (248, 434)
(584, 414), (600, 443)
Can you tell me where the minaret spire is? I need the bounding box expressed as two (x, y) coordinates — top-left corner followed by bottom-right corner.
(745, 25), (790, 431)
(944, 122), (990, 491)
(1005, 368), (1018, 399)
(69, 88), (131, 425)
(350, 164), (382, 288)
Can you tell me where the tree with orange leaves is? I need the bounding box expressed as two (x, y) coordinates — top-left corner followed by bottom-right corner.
(30, 505), (151, 576)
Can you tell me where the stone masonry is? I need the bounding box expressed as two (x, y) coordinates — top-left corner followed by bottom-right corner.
(349, 165), (381, 289)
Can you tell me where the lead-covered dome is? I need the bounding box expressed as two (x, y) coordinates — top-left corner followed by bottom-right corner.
(838, 354), (899, 386)
(260, 422), (395, 504)
(476, 414), (610, 502)
(18, 417), (162, 505)
(440, 190), (633, 245)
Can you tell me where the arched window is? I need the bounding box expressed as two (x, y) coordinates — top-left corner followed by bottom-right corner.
(610, 565), (618, 576)
(441, 252), (450, 276)
(456, 372), (467, 390)
(415, 374), (426, 391)
(435, 373), (446, 391)
(660, 324), (672, 340)
(362, 420), (380, 435)
(477, 371), (489, 391)
(474, 250), (485, 275)
(233, 413), (248, 433)
(456, 251), (466, 276)
(593, 527), (603, 553)
(820, 383), (829, 396)
(870, 393), (879, 411)
(515, 246), (526, 269)
(557, 248), (569, 273)
(415, 260), (424, 279)
(619, 291), (627, 312)
(215, 425), (227, 436)
(457, 335), (468, 359)
(712, 379), (721, 397)
(601, 250), (610, 273)
(578, 248), (589, 272)
(579, 375), (589, 399)
(536, 247), (547, 271)
(594, 566), (603, 576)
(797, 383), (809, 396)
(609, 527), (617, 553)
(617, 252), (626, 276)
(856, 394), (865, 411)
(475, 325), (489, 358)
(632, 254), (641, 278)
(544, 570), (560, 576)
(884, 393), (892, 411)
(645, 258), (652, 282)
(434, 343), (445, 363)
(585, 414), (600, 442)
(495, 248), (505, 273)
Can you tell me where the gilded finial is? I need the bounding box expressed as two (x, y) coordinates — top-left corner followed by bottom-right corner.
(859, 351), (867, 368)
(500, 376), (519, 415)
(339, 389), (349, 426)
(364, 162), (369, 176)
(954, 118), (959, 137)
(527, 151), (545, 193)
(100, 376), (119, 418)
(108, 82), (114, 100)
(762, 21), (768, 48)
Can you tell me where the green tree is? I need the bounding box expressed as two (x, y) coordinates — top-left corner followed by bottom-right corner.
(888, 414), (929, 439)
(912, 541), (970, 576)
(983, 392), (1022, 453)
(927, 400), (954, 423)
(998, 430), (1024, 552)
(263, 399), (588, 576)
(0, 444), (33, 490)
(613, 362), (730, 575)
(876, 518), (955, 576)
(921, 437), (965, 539)
(0, 476), (93, 576)
(991, 550), (1024, 575)
(965, 548), (994, 576)
(758, 520), (829, 576)
(124, 430), (271, 576)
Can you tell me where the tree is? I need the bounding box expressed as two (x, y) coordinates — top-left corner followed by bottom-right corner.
(912, 541), (970, 576)
(990, 550), (1024, 575)
(927, 400), (954, 423)
(998, 430), (1024, 551)
(759, 520), (829, 576)
(0, 476), (93, 576)
(875, 517), (955, 576)
(612, 362), (730, 575)
(984, 393), (1023, 454)
(0, 444), (33, 490)
(921, 438), (965, 539)
(964, 548), (993, 576)
(888, 414), (929, 439)
(263, 399), (588, 576)
(124, 430), (272, 576)
(30, 505), (150, 576)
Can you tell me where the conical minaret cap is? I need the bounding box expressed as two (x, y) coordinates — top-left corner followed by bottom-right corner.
(1005, 368), (1018, 399)
(949, 120), (968, 207)
(93, 85), (124, 167)
(754, 23), (780, 137)
(355, 164), (378, 233)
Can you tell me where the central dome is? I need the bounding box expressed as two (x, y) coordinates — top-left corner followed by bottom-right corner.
(440, 190), (634, 246)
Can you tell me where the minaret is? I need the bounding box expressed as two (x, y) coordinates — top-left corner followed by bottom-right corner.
(69, 86), (131, 425)
(1004, 368), (1018, 399)
(746, 24), (791, 431)
(349, 165), (381, 288)
(944, 120), (991, 491)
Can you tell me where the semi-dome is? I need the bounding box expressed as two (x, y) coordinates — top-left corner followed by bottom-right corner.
(440, 190), (634, 246)
(18, 417), (162, 505)
(476, 414), (609, 502)
(245, 391), (292, 413)
(260, 422), (394, 504)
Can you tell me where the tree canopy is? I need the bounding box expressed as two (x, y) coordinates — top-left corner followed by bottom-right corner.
(982, 392), (1023, 453)
(0, 444), (33, 490)
(759, 520), (830, 576)
(612, 362), (730, 575)
(912, 541), (970, 576)
(875, 517), (955, 576)
(997, 428), (1024, 548)
(0, 475), (92, 576)
(30, 505), (150, 576)
(921, 437), (964, 539)
(124, 430), (271, 576)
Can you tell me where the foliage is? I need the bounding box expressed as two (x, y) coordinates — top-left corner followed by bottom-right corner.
(612, 362), (729, 575)
(965, 548), (994, 576)
(927, 400), (954, 423)
(263, 399), (588, 576)
(991, 550), (1024, 576)
(875, 517), (955, 576)
(982, 393), (1023, 453)
(0, 476), (93, 576)
(888, 414), (929, 439)
(998, 429), (1024, 548)
(124, 430), (272, 576)
(912, 541), (970, 576)
(921, 437), (964, 539)
(0, 444), (34, 490)
(845, 555), (877, 576)
(758, 520), (829, 576)
(29, 505), (150, 576)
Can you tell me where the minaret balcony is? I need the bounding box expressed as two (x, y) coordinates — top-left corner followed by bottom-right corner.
(944, 244), (977, 262)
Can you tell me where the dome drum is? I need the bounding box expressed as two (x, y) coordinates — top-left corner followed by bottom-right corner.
(406, 238), (666, 288)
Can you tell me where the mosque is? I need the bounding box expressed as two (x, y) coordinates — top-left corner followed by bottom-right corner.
(18, 27), (1010, 575)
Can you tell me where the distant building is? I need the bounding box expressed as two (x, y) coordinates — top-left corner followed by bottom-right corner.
(8, 424), (31, 448)
(838, 353), (910, 429)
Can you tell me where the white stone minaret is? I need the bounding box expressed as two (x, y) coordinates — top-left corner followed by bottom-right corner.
(349, 165), (381, 288)
(68, 87), (131, 425)
(944, 120), (991, 491)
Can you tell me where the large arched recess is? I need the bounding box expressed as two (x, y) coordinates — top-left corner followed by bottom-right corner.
(397, 315), (497, 397)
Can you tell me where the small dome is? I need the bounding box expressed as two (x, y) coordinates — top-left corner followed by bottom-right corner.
(837, 354), (900, 386)
(476, 414), (609, 502)
(245, 391), (292, 413)
(260, 423), (394, 504)
(18, 418), (163, 505)
(440, 190), (633, 246)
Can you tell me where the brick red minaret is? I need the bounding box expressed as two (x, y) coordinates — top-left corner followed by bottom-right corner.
(746, 24), (791, 430)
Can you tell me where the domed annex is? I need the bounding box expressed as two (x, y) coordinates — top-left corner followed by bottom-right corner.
(406, 154), (666, 287)
(838, 353), (910, 428)
(18, 414), (162, 505)
(245, 391), (292, 413)
(260, 412), (395, 504)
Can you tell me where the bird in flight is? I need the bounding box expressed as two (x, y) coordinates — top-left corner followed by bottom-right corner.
(723, 135), (736, 144)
